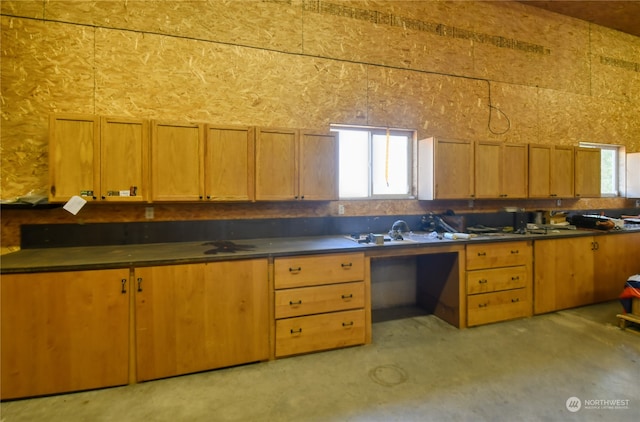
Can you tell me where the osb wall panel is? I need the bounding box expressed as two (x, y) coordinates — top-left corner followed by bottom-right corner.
(301, 1), (475, 77)
(93, 28), (367, 127)
(45, 0), (303, 54)
(590, 26), (640, 103)
(0, 0), (43, 18)
(538, 88), (640, 150)
(0, 17), (95, 200)
(367, 67), (539, 143)
(468, 1), (591, 94)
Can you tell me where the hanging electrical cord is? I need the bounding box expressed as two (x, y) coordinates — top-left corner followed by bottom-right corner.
(385, 128), (390, 187)
(486, 80), (511, 135)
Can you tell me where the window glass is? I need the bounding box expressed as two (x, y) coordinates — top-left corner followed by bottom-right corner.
(333, 126), (414, 199)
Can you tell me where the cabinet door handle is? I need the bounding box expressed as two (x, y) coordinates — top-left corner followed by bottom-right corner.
(121, 279), (127, 294)
(510, 250), (519, 254)
(342, 321), (354, 327)
(289, 266), (302, 272)
(594, 241), (599, 250)
(341, 293), (353, 299)
(511, 298), (520, 303)
(290, 328), (302, 334)
(477, 252), (487, 257)
(289, 300), (302, 305)
(341, 262), (353, 268)
(137, 277), (143, 292)
(511, 276), (520, 281)
(478, 303), (488, 308)
(478, 279), (488, 284)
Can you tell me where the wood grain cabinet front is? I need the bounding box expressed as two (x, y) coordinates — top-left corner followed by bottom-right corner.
(134, 260), (269, 381)
(273, 253), (367, 358)
(1, 269), (130, 400)
(465, 241), (532, 326)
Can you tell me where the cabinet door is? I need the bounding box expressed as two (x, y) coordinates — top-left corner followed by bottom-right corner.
(205, 125), (255, 201)
(593, 233), (640, 302)
(528, 144), (551, 198)
(574, 147), (601, 198)
(135, 260), (269, 381)
(551, 146), (574, 197)
(475, 141), (501, 198)
(49, 113), (100, 202)
(1, 269), (130, 399)
(151, 121), (205, 201)
(502, 143), (528, 198)
(299, 131), (338, 200)
(435, 138), (474, 199)
(255, 128), (298, 200)
(100, 117), (149, 202)
(534, 237), (595, 314)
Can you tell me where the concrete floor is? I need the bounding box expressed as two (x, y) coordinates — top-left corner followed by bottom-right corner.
(2, 301), (639, 422)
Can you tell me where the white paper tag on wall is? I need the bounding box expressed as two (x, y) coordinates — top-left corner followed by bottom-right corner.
(63, 195), (87, 215)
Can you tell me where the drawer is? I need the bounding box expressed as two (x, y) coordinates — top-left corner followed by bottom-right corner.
(274, 253), (365, 289)
(467, 266), (528, 295)
(467, 289), (531, 326)
(466, 241), (531, 270)
(275, 281), (365, 319)
(275, 309), (365, 357)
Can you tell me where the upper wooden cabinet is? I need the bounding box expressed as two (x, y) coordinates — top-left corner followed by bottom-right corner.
(205, 125), (255, 201)
(475, 141), (528, 199)
(574, 147), (601, 198)
(418, 137), (475, 200)
(49, 114), (149, 202)
(255, 128), (337, 201)
(150, 121), (205, 201)
(150, 122), (255, 202)
(528, 144), (574, 198)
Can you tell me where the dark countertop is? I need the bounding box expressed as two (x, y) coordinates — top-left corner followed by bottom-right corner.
(1, 229), (635, 274)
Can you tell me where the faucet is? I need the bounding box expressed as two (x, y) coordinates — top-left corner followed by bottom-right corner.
(389, 220), (410, 240)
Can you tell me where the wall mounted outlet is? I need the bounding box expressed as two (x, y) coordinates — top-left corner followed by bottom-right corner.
(338, 204), (345, 215)
(556, 199), (562, 207)
(636, 199), (640, 208)
(145, 207), (154, 219)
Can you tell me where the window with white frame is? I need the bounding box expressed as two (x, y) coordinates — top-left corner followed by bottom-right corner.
(579, 142), (624, 197)
(331, 125), (415, 199)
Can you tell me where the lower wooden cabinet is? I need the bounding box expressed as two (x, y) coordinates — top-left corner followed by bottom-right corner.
(135, 259), (269, 381)
(465, 241), (532, 326)
(1, 269), (130, 400)
(273, 253), (367, 357)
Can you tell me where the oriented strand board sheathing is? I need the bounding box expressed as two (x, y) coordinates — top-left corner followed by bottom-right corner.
(302, 0), (475, 76)
(466, 1), (591, 94)
(94, 28), (367, 127)
(590, 26), (640, 103)
(45, 0), (303, 54)
(0, 0), (44, 19)
(538, 88), (640, 150)
(0, 17), (95, 200)
(367, 67), (487, 140)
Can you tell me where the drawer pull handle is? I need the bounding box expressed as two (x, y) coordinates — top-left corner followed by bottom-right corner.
(341, 294), (353, 299)
(478, 279), (488, 284)
(511, 298), (520, 303)
(290, 328), (302, 334)
(511, 276), (520, 281)
(342, 321), (354, 327)
(289, 266), (302, 272)
(289, 300), (302, 305)
(121, 279), (127, 294)
(511, 250), (519, 254)
(137, 277), (143, 292)
(478, 303), (488, 308)
(477, 252), (487, 257)
(341, 263), (353, 268)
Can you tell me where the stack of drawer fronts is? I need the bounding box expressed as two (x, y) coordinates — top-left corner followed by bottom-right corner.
(465, 241), (533, 326)
(274, 253), (366, 357)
